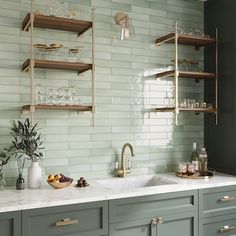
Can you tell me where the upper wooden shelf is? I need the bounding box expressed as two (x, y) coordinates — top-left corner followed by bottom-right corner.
(22, 13), (92, 35)
(155, 107), (217, 113)
(22, 104), (93, 113)
(155, 70), (216, 80)
(22, 59), (92, 73)
(156, 33), (216, 48)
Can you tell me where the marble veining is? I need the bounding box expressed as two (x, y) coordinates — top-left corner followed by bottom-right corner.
(1, 172), (236, 213)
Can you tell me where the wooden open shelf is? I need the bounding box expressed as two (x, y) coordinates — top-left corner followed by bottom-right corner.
(22, 13), (92, 35)
(156, 33), (216, 48)
(155, 107), (217, 113)
(155, 70), (216, 80)
(22, 104), (93, 113)
(22, 59), (92, 73)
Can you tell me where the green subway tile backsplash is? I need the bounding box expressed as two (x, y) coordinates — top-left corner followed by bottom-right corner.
(0, 0), (205, 185)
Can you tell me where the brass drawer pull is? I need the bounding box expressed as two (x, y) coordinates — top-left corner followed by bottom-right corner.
(151, 218), (157, 225)
(220, 195), (235, 202)
(56, 218), (79, 227)
(219, 225), (235, 233)
(157, 217), (164, 224)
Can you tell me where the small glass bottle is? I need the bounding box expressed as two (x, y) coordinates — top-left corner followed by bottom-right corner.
(16, 174), (24, 190)
(191, 143), (199, 172)
(198, 147), (208, 176)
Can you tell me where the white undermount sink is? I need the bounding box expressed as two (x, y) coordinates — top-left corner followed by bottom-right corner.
(96, 175), (176, 190)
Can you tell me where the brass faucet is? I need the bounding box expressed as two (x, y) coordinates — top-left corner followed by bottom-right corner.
(116, 143), (134, 177)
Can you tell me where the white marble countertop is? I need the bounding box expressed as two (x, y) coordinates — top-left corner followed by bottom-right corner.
(1, 172), (236, 213)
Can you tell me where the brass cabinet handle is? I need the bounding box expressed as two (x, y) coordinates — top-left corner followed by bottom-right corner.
(55, 218), (79, 227)
(151, 218), (157, 225)
(156, 217), (164, 224)
(220, 195), (235, 202)
(219, 225), (235, 233)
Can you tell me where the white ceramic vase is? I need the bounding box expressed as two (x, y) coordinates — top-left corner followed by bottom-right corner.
(28, 161), (42, 189)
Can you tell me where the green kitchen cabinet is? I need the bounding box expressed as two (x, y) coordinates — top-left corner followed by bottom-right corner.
(0, 211), (21, 236)
(199, 185), (236, 219)
(109, 190), (198, 236)
(22, 200), (108, 236)
(199, 213), (236, 235)
(199, 185), (236, 236)
(110, 212), (197, 236)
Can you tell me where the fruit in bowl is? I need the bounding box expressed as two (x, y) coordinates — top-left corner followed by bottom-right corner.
(47, 174), (73, 189)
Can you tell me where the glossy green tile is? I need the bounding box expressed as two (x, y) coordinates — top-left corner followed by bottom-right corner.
(0, 0), (205, 183)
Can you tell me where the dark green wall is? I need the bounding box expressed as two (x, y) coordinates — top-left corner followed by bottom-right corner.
(205, 0), (236, 174)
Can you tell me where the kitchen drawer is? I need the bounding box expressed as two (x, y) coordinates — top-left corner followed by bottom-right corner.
(0, 211), (21, 236)
(199, 213), (236, 236)
(199, 185), (236, 218)
(109, 190), (198, 223)
(22, 200), (108, 236)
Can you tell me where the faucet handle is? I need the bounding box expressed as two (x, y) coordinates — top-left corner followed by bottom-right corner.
(128, 159), (131, 170)
(115, 161), (119, 171)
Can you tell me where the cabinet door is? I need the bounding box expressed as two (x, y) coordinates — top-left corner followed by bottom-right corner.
(110, 218), (156, 236)
(156, 212), (198, 236)
(0, 211), (21, 236)
(200, 213), (236, 236)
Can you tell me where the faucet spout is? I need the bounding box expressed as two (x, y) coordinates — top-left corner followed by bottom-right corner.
(119, 143), (134, 177)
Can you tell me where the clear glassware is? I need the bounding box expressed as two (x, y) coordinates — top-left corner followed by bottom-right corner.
(194, 99), (200, 108)
(178, 162), (187, 174)
(183, 98), (187, 108)
(35, 84), (45, 104)
(164, 91), (174, 107)
(63, 88), (71, 105)
(187, 98), (195, 108)
(33, 44), (46, 59)
(44, 47), (55, 60)
(163, 92), (169, 107)
(50, 43), (63, 61)
(65, 8), (79, 18)
(187, 163), (195, 175)
(71, 89), (80, 105)
(68, 48), (80, 62)
(46, 88), (56, 105)
(36, 91), (44, 104)
(201, 102), (207, 108)
(59, 47), (69, 61)
(44, 0), (59, 16)
(56, 88), (64, 105)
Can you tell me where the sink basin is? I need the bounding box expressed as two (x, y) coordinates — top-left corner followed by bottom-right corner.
(96, 175), (176, 190)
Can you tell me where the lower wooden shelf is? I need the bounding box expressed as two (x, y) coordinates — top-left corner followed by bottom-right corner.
(22, 104), (93, 112)
(155, 107), (217, 113)
(22, 59), (92, 73)
(155, 70), (216, 80)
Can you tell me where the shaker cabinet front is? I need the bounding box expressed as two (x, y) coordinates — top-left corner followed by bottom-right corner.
(109, 190), (198, 236)
(0, 211), (21, 236)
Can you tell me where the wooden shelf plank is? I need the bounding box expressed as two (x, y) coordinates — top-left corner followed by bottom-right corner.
(22, 13), (92, 35)
(22, 104), (93, 112)
(22, 59), (92, 73)
(155, 70), (216, 80)
(156, 33), (216, 47)
(155, 107), (217, 113)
